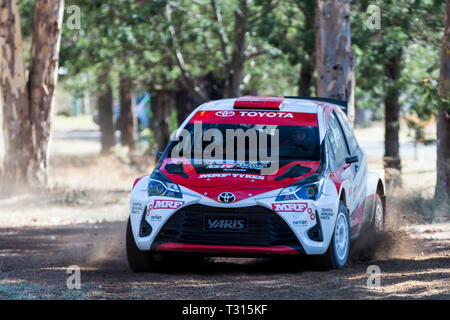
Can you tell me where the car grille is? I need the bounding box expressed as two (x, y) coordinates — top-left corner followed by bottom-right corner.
(152, 204), (304, 254)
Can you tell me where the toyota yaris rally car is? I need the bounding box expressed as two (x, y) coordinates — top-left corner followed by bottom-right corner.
(127, 96), (386, 271)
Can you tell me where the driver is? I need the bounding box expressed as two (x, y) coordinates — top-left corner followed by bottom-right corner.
(282, 128), (310, 150)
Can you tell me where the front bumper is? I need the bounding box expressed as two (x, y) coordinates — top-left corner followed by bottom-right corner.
(130, 176), (340, 256)
(150, 204), (305, 256)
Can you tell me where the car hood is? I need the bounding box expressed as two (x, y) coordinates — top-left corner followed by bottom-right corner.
(159, 158), (320, 202)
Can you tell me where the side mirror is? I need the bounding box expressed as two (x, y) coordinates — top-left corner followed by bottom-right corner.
(156, 151), (163, 160)
(345, 155), (359, 164)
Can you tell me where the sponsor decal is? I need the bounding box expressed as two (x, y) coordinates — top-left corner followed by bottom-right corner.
(131, 202), (143, 215)
(150, 215), (162, 222)
(215, 110), (235, 117)
(206, 163), (269, 170)
(237, 111), (293, 118)
(215, 110), (293, 118)
(198, 173), (265, 180)
(206, 163), (236, 169)
(205, 216), (247, 231)
(153, 200), (185, 209)
(189, 110), (318, 127)
(146, 204), (153, 216)
(292, 220), (308, 226)
(320, 208), (333, 220)
(218, 192), (236, 203)
(272, 202), (308, 213)
(199, 173), (231, 178)
(307, 207), (315, 220)
(146, 203), (162, 221)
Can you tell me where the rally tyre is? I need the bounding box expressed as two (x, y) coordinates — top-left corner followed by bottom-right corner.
(310, 201), (350, 270)
(126, 217), (159, 272)
(372, 194), (384, 234)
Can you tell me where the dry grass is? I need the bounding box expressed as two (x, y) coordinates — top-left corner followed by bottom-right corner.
(0, 130), (154, 227)
(0, 153), (154, 227)
(385, 159), (449, 224)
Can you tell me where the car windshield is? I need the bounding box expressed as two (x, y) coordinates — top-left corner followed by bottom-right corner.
(166, 123), (320, 163)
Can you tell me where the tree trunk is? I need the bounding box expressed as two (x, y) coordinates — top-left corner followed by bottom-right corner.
(383, 49), (403, 188)
(435, 0), (450, 200)
(97, 71), (115, 154)
(174, 88), (195, 127)
(27, 0), (65, 186)
(151, 90), (173, 152)
(298, 59), (314, 96)
(119, 74), (137, 150)
(315, 0), (355, 122)
(0, 0), (34, 186)
(298, 0), (315, 96)
(0, 0), (64, 189)
(225, 0), (248, 98)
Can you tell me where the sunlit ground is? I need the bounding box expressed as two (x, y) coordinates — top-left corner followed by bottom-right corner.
(0, 115), (448, 300)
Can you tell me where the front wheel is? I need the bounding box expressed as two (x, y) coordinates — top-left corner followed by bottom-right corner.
(310, 201), (350, 270)
(126, 217), (160, 272)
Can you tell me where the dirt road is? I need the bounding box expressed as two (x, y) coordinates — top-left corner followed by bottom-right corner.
(0, 121), (448, 299)
(0, 218), (449, 299)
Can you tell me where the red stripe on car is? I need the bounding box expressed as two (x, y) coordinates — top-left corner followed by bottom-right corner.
(189, 110), (318, 127)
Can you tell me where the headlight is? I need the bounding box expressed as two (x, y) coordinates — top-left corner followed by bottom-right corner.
(296, 182), (320, 200)
(147, 179), (182, 198)
(276, 180), (323, 201)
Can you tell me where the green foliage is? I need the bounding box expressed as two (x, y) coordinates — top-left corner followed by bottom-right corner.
(352, 0), (445, 117)
(52, 0), (446, 121)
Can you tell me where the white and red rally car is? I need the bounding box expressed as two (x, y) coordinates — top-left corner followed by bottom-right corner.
(127, 96), (386, 271)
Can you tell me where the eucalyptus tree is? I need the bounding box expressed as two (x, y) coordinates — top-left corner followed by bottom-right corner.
(315, 0), (355, 123)
(435, 0), (449, 200)
(352, 0), (445, 188)
(257, 0), (316, 96)
(163, 0), (279, 100)
(0, 0), (65, 189)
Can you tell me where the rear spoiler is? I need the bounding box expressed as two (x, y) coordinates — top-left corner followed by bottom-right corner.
(284, 96), (348, 115)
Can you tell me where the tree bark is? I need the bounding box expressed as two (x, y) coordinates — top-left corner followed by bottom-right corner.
(435, 0), (450, 200)
(0, 0), (64, 188)
(174, 88), (195, 127)
(97, 70), (115, 154)
(383, 49), (403, 188)
(298, 0), (315, 96)
(298, 59), (314, 96)
(225, 0), (248, 98)
(27, 0), (65, 186)
(119, 74), (137, 150)
(315, 0), (355, 122)
(0, 0), (34, 186)
(151, 90), (173, 152)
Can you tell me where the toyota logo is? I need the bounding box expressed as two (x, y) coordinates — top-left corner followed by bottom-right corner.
(215, 111), (235, 117)
(218, 192), (236, 203)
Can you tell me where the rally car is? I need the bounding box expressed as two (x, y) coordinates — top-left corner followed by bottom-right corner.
(126, 96), (386, 271)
